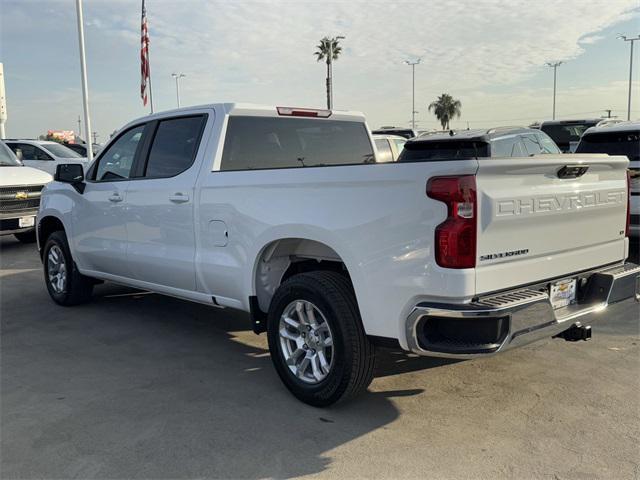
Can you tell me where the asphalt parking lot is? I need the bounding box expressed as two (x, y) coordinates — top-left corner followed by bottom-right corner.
(1, 237), (639, 479)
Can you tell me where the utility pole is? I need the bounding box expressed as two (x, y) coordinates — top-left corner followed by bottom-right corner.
(91, 131), (98, 145)
(604, 109), (612, 118)
(618, 34), (640, 121)
(77, 115), (82, 140)
(75, 0), (93, 163)
(404, 59), (421, 131)
(545, 61), (563, 120)
(171, 73), (186, 108)
(0, 63), (7, 139)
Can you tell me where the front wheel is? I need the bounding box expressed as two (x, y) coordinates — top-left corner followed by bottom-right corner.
(267, 271), (375, 406)
(43, 231), (94, 306)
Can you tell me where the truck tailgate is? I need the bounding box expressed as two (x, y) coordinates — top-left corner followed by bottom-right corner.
(475, 154), (629, 294)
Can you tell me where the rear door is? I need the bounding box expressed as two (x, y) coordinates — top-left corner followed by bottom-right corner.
(475, 154), (629, 294)
(123, 113), (209, 291)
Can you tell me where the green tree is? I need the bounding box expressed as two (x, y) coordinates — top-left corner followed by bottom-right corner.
(314, 36), (343, 109)
(428, 93), (462, 130)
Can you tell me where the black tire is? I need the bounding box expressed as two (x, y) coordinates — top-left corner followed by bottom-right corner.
(43, 230), (94, 306)
(267, 271), (375, 407)
(14, 230), (37, 243)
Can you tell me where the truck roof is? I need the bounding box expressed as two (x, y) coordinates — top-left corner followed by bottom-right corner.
(582, 120), (640, 135)
(126, 104), (366, 127)
(406, 127), (538, 144)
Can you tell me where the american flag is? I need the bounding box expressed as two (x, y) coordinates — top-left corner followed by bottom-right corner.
(140, 0), (150, 107)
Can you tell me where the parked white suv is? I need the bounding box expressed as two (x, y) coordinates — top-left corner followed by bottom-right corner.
(0, 141), (52, 243)
(5, 140), (88, 176)
(36, 104), (639, 405)
(576, 121), (640, 236)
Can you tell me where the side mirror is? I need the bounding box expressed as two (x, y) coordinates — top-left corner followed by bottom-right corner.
(55, 164), (85, 193)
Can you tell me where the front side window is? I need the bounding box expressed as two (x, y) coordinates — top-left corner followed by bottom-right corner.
(221, 116), (374, 171)
(521, 134), (545, 156)
(0, 142), (21, 166)
(536, 133), (562, 154)
(8, 143), (53, 161)
(490, 136), (522, 157)
(144, 115), (205, 178)
(374, 139), (393, 163)
(94, 125), (145, 181)
(392, 138), (406, 155)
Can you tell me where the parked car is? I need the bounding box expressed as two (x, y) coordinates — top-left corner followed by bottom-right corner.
(5, 140), (88, 175)
(37, 104), (639, 406)
(0, 141), (52, 243)
(63, 142), (101, 157)
(576, 121), (640, 236)
(398, 127), (561, 161)
(371, 126), (417, 139)
(538, 119), (601, 153)
(372, 134), (406, 162)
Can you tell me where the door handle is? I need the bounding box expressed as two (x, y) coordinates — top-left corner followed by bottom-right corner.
(108, 193), (123, 203)
(169, 192), (190, 204)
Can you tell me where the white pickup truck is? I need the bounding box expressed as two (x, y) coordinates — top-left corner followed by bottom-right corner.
(37, 104), (639, 406)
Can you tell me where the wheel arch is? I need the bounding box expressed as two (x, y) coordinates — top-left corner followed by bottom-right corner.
(251, 236), (356, 318)
(37, 215), (66, 258)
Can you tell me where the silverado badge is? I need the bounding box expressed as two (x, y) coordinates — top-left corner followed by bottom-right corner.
(15, 191), (28, 200)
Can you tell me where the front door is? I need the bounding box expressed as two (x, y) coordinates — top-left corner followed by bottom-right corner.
(124, 114), (208, 291)
(72, 124), (147, 277)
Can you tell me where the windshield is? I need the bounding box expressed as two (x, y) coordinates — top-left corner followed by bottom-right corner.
(575, 130), (640, 161)
(398, 140), (490, 162)
(42, 142), (83, 158)
(0, 142), (22, 166)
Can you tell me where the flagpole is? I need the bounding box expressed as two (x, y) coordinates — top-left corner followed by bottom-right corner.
(145, 1), (154, 114)
(75, 0), (93, 163)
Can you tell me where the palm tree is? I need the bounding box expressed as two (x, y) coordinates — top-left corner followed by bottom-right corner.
(428, 93), (462, 130)
(314, 36), (343, 109)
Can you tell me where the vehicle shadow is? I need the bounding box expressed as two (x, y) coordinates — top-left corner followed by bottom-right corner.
(2, 264), (428, 479)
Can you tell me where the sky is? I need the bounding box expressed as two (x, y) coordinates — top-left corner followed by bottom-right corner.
(1, 0), (639, 142)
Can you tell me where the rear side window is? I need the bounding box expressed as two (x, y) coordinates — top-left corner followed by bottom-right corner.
(576, 131), (640, 161)
(374, 139), (393, 163)
(145, 115), (206, 178)
(220, 116), (374, 171)
(398, 140), (489, 162)
(521, 134), (545, 156)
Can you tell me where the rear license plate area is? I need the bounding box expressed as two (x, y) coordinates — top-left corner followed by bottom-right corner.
(550, 278), (577, 309)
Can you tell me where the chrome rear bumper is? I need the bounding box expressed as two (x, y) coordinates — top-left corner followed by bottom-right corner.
(406, 262), (640, 358)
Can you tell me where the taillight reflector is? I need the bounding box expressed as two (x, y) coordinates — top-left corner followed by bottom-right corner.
(277, 107), (332, 118)
(427, 175), (477, 269)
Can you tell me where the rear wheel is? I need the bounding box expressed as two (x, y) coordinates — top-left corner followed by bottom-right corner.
(267, 271), (375, 406)
(43, 231), (94, 306)
(14, 230), (36, 243)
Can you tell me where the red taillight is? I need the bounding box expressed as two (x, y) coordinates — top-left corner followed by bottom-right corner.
(427, 175), (477, 269)
(626, 170), (631, 237)
(276, 107), (332, 118)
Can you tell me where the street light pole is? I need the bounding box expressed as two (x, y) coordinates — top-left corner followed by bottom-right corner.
(327, 36), (345, 110)
(545, 61), (563, 120)
(171, 73), (186, 108)
(75, 0), (93, 163)
(404, 59), (421, 131)
(618, 34), (640, 121)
